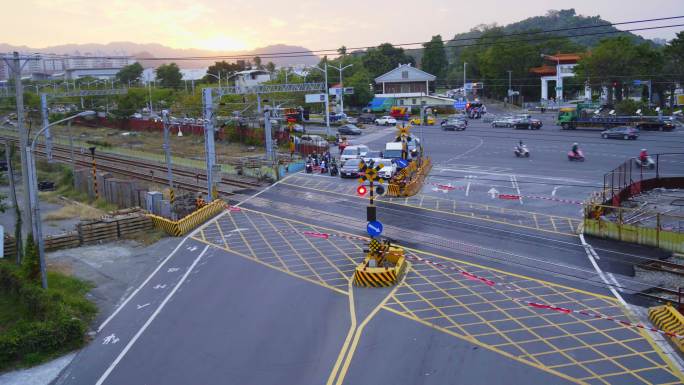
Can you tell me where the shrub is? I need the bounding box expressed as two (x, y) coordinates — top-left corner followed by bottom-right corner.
(0, 262), (96, 370)
(21, 235), (40, 285)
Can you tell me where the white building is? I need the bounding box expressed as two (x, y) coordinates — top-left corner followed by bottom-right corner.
(0, 52), (134, 81)
(369, 64), (453, 110)
(229, 69), (272, 91)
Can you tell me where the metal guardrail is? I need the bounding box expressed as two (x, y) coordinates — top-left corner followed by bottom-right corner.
(48, 88), (127, 98)
(601, 153), (684, 205)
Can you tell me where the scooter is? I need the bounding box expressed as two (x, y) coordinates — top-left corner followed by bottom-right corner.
(305, 161), (313, 173)
(635, 156), (655, 169)
(329, 161), (339, 176)
(514, 145), (530, 158)
(320, 162), (328, 174)
(568, 150), (585, 162)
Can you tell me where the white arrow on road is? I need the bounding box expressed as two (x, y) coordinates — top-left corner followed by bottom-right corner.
(137, 303), (150, 310)
(186, 246), (198, 252)
(167, 267), (180, 273)
(488, 188), (499, 199)
(153, 284), (167, 290)
(552, 186), (561, 196)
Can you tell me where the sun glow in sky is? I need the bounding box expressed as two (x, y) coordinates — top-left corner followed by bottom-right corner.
(1, 0), (682, 52)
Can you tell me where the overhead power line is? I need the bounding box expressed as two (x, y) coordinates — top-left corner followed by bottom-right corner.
(27, 17), (684, 62)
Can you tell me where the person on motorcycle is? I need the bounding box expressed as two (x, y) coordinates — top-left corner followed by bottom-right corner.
(571, 142), (580, 156)
(639, 149), (648, 163)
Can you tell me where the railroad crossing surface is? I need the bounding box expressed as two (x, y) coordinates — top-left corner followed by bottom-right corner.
(55, 206), (684, 385)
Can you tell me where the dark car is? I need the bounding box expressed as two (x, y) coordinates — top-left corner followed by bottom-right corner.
(358, 113), (376, 124)
(601, 126), (639, 140)
(442, 119), (466, 131)
(513, 117), (542, 130)
(340, 161), (362, 178)
(338, 124), (362, 135)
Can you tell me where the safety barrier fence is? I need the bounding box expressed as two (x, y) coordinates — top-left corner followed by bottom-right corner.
(386, 157), (432, 197)
(148, 199), (225, 236)
(584, 204), (684, 253)
(601, 153), (684, 206)
(353, 245), (408, 288)
(648, 304), (684, 353)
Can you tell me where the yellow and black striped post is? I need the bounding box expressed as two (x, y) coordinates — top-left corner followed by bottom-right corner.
(89, 146), (98, 200)
(169, 189), (175, 205)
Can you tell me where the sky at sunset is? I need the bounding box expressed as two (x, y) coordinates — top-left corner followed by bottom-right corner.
(2, 0), (683, 51)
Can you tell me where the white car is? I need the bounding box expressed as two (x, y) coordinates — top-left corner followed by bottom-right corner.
(340, 145), (370, 166)
(374, 116), (397, 126)
(378, 159), (397, 179)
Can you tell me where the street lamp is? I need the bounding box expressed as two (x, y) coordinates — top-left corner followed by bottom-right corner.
(26, 110), (96, 289)
(541, 54), (562, 104)
(309, 60), (331, 136)
(329, 63), (352, 114)
(206, 72), (221, 89)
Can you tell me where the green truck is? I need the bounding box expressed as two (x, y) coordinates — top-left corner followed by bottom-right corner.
(557, 103), (675, 131)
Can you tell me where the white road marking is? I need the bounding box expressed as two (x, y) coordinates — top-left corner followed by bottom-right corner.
(136, 303), (150, 310)
(552, 186), (560, 196)
(465, 182), (471, 197)
(607, 273), (625, 293)
(167, 267), (180, 273)
(444, 136), (484, 163)
(487, 187), (499, 199)
(96, 238), (192, 332)
(102, 334), (119, 345)
(510, 175), (523, 205)
(153, 284), (167, 290)
(95, 245), (210, 385)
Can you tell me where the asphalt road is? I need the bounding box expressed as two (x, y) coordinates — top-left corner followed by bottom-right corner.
(52, 107), (684, 385)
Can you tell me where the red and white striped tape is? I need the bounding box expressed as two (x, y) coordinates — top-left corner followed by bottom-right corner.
(424, 182), (583, 205)
(406, 252), (684, 340)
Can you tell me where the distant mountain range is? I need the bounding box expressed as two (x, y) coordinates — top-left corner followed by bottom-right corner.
(0, 42), (319, 68)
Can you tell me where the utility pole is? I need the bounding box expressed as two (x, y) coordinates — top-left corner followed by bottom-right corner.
(202, 88), (216, 202)
(463, 62), (467, 96)
(162, 111), (174, 203)
(264, 107), (274, 162)
(507, 70), (513, 98)
(4, 141), (21, 264)
(4, 52), (34, 244)
(40, 93), (52, 162)
(329, 63), (352, 114)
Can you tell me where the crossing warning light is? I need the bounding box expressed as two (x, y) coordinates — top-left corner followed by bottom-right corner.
(357, 185), (367, 196)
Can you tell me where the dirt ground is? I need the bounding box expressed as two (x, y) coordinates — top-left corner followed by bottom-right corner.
(48, 124), (265, 163)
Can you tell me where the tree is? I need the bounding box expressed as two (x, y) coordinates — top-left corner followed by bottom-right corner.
(205, 61), (244, 83)
(155, 63), (183, 88)
(344, 66), (373, 107)
(421, 35), (447, 79)
(116, 62), (144, 85)
(265, 61), (276, 73)
(664, 31), (684, 107)
(112, 89), (147, 119)
(361, 43), (415, 78)
(574, 37), (656, 103)
(337, 46), (347, 56)
(253, 56), (263, 70)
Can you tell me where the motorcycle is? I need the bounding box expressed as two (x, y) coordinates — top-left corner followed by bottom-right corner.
(329, 161), (339, 176)
(635, 156), (655, 169)
(514, 145), (530, 158)
(320, 162), (328, 174)
(567, 150), (585, 162)
(305, 161), (313, 173)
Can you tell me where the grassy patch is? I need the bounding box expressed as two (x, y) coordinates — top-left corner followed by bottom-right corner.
(44, 204), (104, 221)
(123, 227), (167, 246)
(0, 261), (97, 371)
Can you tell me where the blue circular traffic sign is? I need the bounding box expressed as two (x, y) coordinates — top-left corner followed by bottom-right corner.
(367, 220), (383, 237)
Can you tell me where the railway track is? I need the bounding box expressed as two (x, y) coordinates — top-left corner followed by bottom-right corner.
(639, 259), (684, 277)
(2, 135), (266, 195)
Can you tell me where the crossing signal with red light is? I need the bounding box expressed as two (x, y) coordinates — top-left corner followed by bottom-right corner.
(357, 185), (367, 196)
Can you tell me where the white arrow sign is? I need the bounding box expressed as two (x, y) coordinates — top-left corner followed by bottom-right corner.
(488, 188), (499, 199)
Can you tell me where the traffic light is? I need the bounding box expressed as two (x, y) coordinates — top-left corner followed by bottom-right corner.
(375, 185), (385, 196)
(357, 185), (367, 196)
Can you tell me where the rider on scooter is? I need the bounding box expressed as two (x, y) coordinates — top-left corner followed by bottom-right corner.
(639, 148), (648, 163)
(571, 142), (580, 156)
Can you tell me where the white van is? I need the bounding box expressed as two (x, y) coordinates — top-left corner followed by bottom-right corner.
(340, 145), (370, 166)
